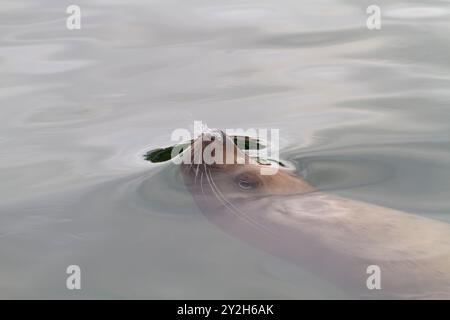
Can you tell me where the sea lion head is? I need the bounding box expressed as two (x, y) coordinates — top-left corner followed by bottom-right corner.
(180, 130), (314, 200)
(179, 129), (317, 259)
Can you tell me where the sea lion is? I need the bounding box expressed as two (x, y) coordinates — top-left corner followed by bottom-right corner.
(179, 129), (450, 299)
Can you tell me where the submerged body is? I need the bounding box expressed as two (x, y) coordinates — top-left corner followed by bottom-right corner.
(181, 131), (450, 299)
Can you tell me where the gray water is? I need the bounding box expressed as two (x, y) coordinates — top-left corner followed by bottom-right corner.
(1, 0), (450, 299)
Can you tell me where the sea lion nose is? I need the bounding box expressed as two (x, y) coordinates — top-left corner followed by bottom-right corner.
(200, 130), (224, 145)
(200, 135), (216, 151)
(201, 133), (215, 141)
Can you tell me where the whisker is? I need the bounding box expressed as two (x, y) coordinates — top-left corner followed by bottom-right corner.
(202, 165), (239, 218)
(200, 171), (205, 195)
(194, 163), (200, 184)
(204, 166), (277, 237)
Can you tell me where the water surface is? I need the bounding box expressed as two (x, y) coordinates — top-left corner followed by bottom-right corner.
(1, 0), (450, 298)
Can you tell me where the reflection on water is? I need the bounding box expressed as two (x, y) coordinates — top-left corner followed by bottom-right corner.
(0, 0), (449, 298)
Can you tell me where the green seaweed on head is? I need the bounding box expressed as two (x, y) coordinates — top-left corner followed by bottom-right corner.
(144, 136), (266, 163)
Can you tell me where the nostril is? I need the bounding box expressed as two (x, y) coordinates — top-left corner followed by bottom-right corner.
(201, 133), (218, 143)
(201, 129), (223, 142)
(201, 133), (211, 140)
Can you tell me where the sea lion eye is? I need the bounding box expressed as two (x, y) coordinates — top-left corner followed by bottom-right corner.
(238, 179), (252, 190)
(236, 174), (260, 190)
